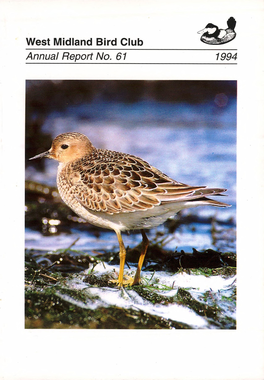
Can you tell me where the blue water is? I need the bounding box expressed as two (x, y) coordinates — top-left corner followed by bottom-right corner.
(26, 100), (236, 253)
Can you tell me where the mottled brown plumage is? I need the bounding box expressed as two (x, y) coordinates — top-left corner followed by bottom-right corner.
(30, 132), (230, 287)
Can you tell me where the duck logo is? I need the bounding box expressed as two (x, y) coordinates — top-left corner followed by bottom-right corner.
(198, 17), (236, 45)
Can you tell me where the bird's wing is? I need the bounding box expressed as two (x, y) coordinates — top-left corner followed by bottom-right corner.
(66, 151), (228, 214)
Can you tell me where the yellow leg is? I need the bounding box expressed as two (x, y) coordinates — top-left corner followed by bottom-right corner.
(132, 230), (149, 285)
(111, 230), (134, 287)
(115, 230), (126, 287)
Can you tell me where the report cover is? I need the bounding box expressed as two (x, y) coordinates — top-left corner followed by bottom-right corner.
(1, 1), (263, 379)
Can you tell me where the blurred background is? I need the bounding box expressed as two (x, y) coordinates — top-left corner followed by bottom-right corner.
(25, 80), (236, 253)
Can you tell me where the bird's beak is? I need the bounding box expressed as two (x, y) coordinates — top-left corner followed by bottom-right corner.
(29, 150), (51, 160)
(197, 27), (207, 34)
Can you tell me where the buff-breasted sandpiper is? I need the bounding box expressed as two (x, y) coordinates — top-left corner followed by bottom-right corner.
(30, 132), (230, 287)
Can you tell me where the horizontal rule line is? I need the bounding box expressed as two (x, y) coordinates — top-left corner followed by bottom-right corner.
(25, 48), (238, 51)
(25, 62), (238, 65)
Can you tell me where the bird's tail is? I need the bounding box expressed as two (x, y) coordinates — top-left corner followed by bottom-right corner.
(227, 17), (236, 30)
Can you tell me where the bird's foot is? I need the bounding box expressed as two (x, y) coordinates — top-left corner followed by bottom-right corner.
(110, 274), (140, 287)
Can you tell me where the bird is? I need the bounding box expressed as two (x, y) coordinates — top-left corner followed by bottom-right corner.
(198, 17), (236, 45)
(29, 132), (230, 287)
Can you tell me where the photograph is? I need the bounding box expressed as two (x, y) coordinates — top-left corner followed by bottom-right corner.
(25, 80), (236, 329)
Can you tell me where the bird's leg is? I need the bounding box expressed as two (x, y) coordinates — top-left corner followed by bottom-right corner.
(132, 230), (149, 285)
(111, 230), (133, 287)
(114, 230), (127, 287)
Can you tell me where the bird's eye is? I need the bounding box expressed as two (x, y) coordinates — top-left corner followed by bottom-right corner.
(61, 144), (69, 150)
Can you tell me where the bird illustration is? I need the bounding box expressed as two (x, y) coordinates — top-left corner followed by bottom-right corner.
(198, 17), (236, 45)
